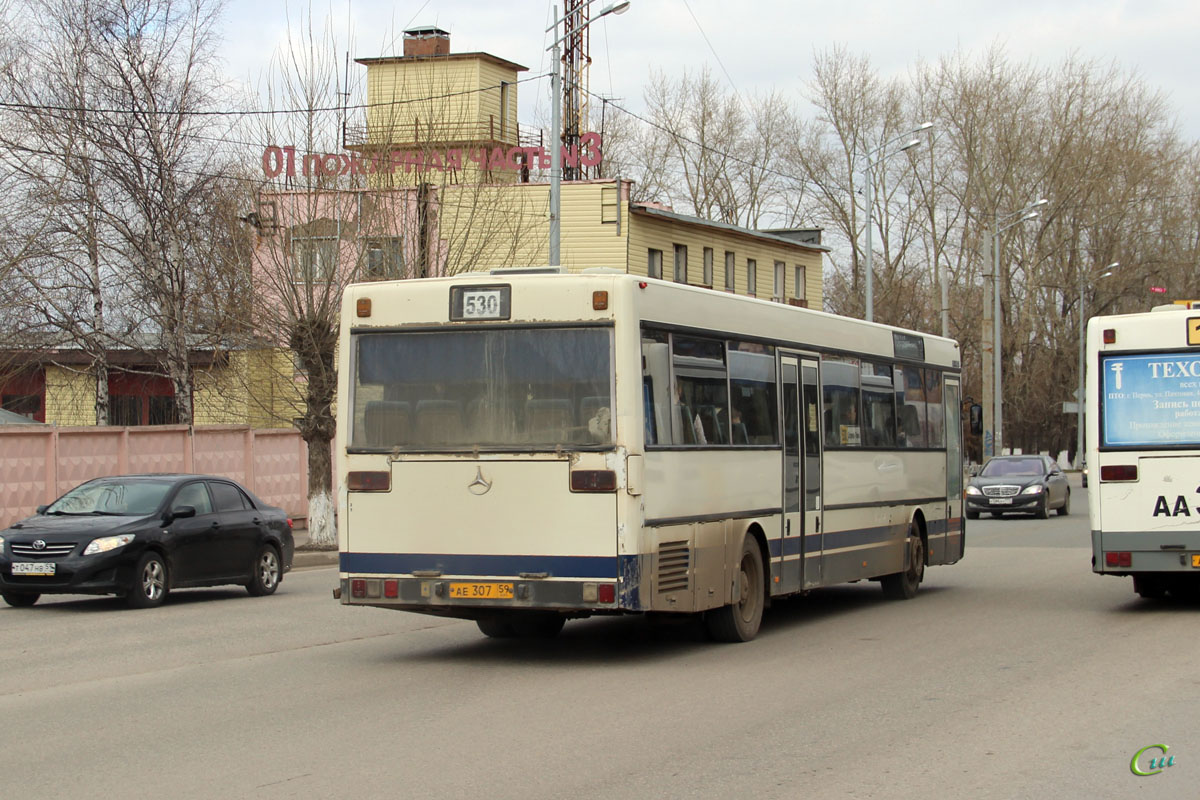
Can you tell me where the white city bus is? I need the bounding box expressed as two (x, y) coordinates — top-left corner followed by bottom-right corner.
(335, 269), (965, 641)
(1087, 304), (1200, 599)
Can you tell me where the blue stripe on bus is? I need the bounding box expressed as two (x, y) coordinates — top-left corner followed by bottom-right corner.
(339, 551), (619, 578)
(768, 524), (900, 558)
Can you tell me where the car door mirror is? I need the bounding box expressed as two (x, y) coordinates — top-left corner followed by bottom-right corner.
(968, 465), (980, 477)
(36, 504), (48, 514)
(165, 505), (196, 523)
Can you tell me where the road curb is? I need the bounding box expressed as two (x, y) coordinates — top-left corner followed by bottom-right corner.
(292, 550), (338, 569)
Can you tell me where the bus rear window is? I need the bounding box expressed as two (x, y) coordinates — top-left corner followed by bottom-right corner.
(1100, 352), (1200, 447)
(351, 327), (613, 450)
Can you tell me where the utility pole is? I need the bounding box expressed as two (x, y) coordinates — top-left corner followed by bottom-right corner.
(981, 229), (994, 459)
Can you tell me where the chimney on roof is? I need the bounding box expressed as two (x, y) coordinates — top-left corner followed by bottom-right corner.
(403, 27), (450, 57)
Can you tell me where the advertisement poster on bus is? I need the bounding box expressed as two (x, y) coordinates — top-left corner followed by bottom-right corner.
(1101, 352), (1200, 446)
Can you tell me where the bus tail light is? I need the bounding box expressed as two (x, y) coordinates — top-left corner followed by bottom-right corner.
(571, 469), (617, 492)
(598, 583), (616, 604)
(384, 579), (399, 599)
(1105, 551), (1132, 568)
(1100, 464), (1138, 482)
(351, 579), (367, 598)
(348, 470), (391, 491)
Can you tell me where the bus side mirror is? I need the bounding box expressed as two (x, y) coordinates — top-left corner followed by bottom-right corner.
(969, 404), (982, 435)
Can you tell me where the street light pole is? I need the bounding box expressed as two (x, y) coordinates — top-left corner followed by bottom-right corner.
(860, 122), (932, 322)
(989, 198), (1047, 457)
(547, 1), (629, 267)
(1075, 262), (1118, 468)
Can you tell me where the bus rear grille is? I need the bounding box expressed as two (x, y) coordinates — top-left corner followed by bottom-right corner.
(657, 540), (690, 593)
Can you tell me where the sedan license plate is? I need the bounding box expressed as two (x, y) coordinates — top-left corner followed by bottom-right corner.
(12, 561), (55, 576)
(990, 497), (1013, 505)
(449, 582), (514, 600)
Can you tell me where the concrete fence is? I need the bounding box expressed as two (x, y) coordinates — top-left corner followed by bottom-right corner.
(0, 425), (309, 529)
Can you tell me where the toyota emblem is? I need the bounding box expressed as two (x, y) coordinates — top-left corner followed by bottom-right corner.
(32, 539), (47, 551)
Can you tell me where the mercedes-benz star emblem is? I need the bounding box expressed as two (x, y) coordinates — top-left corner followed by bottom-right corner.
(32, 539), (47, 551)
(468, 467), (492, 496)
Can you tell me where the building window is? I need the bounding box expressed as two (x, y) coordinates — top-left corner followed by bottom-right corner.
(291, 236), (338, 283)
(647, 248), (663, 279)
(108, 371), (178, 426)
(774, 260), (785, 301)
(746, 259), (757, 296)
(703, 247), (714, 287)
(364, 237), (404, 280)
(724, 251), (735, 291)
(601, 185), (618, 223)
(673, 244), (688, 283)
(499, 81), (511, 138)
(794, 265), (807, 300)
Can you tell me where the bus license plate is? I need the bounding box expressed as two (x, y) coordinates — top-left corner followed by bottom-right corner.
(1192, 555), (1200, 568)
(12, 562), (55, 576)
(449, 582), (514, 600)
(990, 497), (1013, 505)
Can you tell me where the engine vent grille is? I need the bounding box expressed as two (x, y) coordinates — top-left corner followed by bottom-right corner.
(656, 540), (690, 593)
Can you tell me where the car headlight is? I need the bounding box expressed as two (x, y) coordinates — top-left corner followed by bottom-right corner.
(1021, 484), (1044, 495)
(83, 534), (135, 555)
(965, 486), (982, 496)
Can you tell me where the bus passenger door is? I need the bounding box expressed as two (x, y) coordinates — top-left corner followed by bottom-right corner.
(780, 357), (804, 593)
(800, 360), (823, 587)
(944, 378), (964, 562)
(780, 355), (823, 593)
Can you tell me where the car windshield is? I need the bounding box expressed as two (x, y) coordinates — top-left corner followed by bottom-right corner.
(46, 480), (173, 516)
(980, 458), (1044, 478)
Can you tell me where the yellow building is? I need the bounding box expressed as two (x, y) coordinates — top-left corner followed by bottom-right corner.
(335, 27), (825, 303)
(349, 27), (531, 188)
(436, 179), (824, 307)
(0, 348), (302, 428)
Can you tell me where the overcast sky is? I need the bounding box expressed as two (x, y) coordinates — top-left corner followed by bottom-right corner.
(219, 0), (1200, 142)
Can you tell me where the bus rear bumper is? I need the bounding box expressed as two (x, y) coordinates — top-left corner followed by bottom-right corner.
(337, 575), (628, 616)
(1091, 530), (1200, 575)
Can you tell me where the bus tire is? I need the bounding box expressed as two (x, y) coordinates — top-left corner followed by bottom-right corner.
(511, 613), (565, 639)
(882, 525), (924, 600)
(705, 535), (765, 643)
(476, 616), (517, 638)
(1132, 575), (1166, 599)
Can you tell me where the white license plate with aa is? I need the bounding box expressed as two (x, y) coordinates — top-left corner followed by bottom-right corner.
(12, 562), (55, 576)
(990, 497), (1013, 505)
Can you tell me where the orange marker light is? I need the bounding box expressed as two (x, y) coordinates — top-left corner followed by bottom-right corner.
(356, 298), (372, 318)
(592, 290), (609, 310)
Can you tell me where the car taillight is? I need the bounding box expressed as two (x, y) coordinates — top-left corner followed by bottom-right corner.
(286, 518), (294, 529)
(1100, 464), (1138, 482)
(570, 469), (617, 492)
(348, 471), (390, 491)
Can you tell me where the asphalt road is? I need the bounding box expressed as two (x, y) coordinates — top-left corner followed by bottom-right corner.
(3, 479), (1197, 799)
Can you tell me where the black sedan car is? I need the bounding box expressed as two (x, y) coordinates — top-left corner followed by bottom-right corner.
(965, 455), (1070, 519)
(0, 474), (294, 608)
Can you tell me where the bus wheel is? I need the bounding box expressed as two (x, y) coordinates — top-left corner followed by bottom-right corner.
(1132, 576), (1166, 599)
(705, 535), (765, 642)
(882, 525), (924, 600)
(476, 616), (517, 638)
(511, 613), (565, 639)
